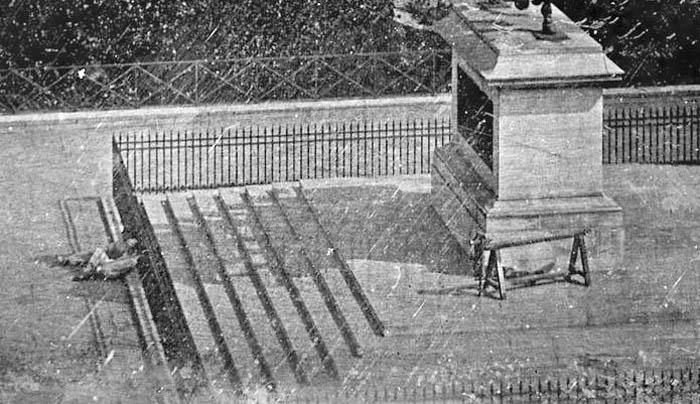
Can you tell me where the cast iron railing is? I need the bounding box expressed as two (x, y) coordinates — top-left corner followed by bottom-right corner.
(603, 104), (700, 164)
(114, 118), (451, 193)
(112, 141), (205, 388)
(288, 366), (700, 403)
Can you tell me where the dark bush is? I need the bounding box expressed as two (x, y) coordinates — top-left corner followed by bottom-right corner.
(556, 0), (700, 86)
(0, 0), (445, 68)
(2, 1), (698, 86)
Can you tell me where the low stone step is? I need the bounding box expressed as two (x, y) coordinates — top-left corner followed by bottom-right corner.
(188, 190), (219, 216)
(171, 283), (238, 402)
(291, 188), (387, 341)
(140, 195), (169, 226)
(216, 188), (244, 206)
(270, 185), (297, 200)
(224, 274), (305, 386)
(244, 185), (275, 200)
(213, 192), (310, 386)
(61, 197), (173, 401)
(236, 225), (255, 240)
(157, 198), (241, 398)
(140, 187), (386, 394)
(265, 190), (363, 360)
(167, 194), (222, 284)
(242, 240), (262, 252)
(202, 283), (266, 388)
(247, 252), (268, 267)
(240, 190), (340, 382)
(179, 197), (272, 391)
(276, 194), (337, 271)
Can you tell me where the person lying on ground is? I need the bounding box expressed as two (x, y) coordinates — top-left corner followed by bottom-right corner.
(57, 238), (141, 281)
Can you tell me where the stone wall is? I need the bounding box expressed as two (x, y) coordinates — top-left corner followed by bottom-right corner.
(496, 87), (604, 200)
(2, 85), (697, 202)
(604, 85), (700, 109)
(0, 95), (450, 199)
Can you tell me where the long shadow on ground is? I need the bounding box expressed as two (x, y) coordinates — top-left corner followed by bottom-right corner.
(302, 185), (471, 275)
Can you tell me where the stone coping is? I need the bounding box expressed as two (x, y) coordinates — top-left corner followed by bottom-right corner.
(489, 194), (623, 218)
(0, 94), (450, 125)
(434, 1), (623, 87)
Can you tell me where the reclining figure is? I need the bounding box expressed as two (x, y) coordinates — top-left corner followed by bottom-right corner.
(57, 238), (141, 281)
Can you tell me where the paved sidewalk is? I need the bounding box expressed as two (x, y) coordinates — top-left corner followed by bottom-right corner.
(0, 196), (155, 403)
(3, 161), (700, 401)
(297, 164), (700, 390)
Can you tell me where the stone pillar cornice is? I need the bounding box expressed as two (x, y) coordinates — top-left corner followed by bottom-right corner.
(431, 1), (623, 89)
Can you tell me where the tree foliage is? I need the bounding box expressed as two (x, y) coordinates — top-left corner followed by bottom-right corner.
(556, 0), (700, 86)
(0, 0), (444, 68)
(1, 0), (699, 86)
(0, 0), (185, 67)
(161, 0), (445, 60)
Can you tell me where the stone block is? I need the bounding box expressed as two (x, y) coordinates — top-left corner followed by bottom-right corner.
(429, 0), (626, 274)
(431, 144), (497, 253)
(485, 197), (623, 270)
(495, 87), (604, 200)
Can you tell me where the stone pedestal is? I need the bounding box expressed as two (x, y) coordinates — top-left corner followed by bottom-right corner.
(429, 1), (625, 271)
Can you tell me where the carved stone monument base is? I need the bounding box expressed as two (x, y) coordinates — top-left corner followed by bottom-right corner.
(433, 140), (624, 272)
(423, 1), (626, 273)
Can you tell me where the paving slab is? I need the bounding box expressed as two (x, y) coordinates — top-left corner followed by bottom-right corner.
(5, 163), (700, 402)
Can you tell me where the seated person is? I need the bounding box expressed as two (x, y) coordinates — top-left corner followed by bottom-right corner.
(57, 238), (141, 281)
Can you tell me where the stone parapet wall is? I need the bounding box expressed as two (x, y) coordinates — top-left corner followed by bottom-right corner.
(0, 95), (449, 199)
(604, 85), (700, 109)
(3, 85), (698, 201)
(0, 95), (450, 137)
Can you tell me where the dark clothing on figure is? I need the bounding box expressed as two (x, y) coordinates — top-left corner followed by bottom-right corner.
(58, 239), (140, 280)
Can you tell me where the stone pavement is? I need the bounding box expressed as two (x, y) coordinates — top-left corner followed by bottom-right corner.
(0, 195), (161, 403)
(134, 165), (700, 401)
(296, 165), (700, 392)
(2, 162), (700, 402)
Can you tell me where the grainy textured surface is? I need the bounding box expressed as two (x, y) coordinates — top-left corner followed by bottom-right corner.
(0, 198), (158, 403)
(2, 163), (700, 401)
(132, 166), (700, 400)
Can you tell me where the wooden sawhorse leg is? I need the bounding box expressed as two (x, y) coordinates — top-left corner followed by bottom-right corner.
(479, 250), (506, 300)
(567, 234), (591, 286)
